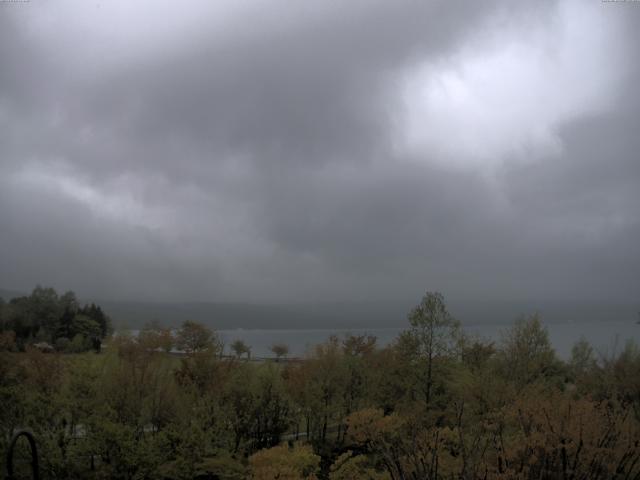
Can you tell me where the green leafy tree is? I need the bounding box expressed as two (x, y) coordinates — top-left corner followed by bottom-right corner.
(1, 286), (111, 351)
(175, 320), (220, 354)
(270, 343), (289, 361)
(82, 302), (112, 337)
(407, 291), (460, 406)
(497, 314), (559, 386)
(223, 364), (291, 453)
(570, 336), (596, 379)
(230, 339), (251, 359)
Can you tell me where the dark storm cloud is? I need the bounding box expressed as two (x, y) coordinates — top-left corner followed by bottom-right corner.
(56, 0), (521, 176)
(0, 0), (638, 304)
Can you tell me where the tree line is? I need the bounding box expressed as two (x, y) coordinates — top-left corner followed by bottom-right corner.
(1, 291), (639, 479)
(0, 286), (112, 353)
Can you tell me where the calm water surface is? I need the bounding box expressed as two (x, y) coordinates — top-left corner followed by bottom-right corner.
(218, 320), (640, 359)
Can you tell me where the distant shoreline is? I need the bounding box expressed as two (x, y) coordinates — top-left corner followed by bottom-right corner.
(117, 319), (640, 360)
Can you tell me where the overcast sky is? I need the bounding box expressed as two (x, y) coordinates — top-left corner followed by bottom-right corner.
(1, 0), (639, 303)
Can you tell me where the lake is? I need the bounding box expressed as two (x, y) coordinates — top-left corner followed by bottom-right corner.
(217, 320), (640, 359)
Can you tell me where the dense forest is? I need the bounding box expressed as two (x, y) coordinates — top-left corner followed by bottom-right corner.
(1, 290), (640, 479)
(0, 286), (112, 353)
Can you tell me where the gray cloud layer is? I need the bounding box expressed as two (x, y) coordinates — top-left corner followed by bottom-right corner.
(1, 0), (639, 303)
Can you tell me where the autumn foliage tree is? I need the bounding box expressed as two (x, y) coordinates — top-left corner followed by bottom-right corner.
(249, 444), (320, 480)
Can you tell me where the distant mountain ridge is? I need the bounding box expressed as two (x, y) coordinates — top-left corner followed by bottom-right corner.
(2, 287), (637, 330)
(97, 298), (640, 331)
